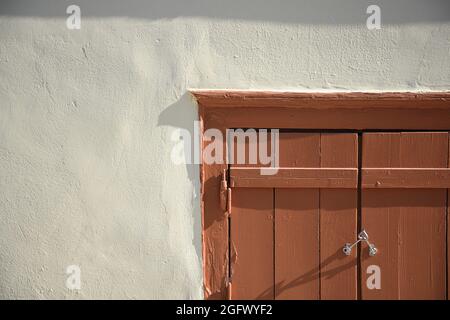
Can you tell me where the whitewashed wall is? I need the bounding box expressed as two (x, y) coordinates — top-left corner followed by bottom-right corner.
(0, 0), (449, 299)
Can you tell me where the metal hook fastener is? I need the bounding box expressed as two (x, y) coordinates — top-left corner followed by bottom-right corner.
(343, 229), (377, 257)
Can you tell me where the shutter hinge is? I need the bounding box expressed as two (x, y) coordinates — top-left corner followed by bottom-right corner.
(227, 276), (232, 300)
(220, 169), (232, 216)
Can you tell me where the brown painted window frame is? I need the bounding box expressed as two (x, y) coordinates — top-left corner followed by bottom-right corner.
(190, 90), (450, 300)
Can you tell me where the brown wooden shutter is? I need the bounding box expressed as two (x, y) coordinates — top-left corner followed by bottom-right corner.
(227, 131), (450, 300)
(360, 132), (448, 299)
(230, 133), (358, 300)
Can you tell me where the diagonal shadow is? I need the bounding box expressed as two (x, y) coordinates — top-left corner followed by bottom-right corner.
(255, 247), (370, 300)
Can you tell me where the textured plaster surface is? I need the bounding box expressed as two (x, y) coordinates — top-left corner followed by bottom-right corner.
(0, 0), (449, 299)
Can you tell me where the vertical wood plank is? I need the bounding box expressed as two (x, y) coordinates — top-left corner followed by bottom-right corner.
(275, 188), (319, 299)
(230, 188), (274, 299)
(448, 132), (450, 300)
(361, 132), (447, 300)
(229, 129), (275, 300)
(274, 133), (358, 300)
(275, 133), (320, 299)
(361, 133), (401, 300)
(320, 133), (358, 300)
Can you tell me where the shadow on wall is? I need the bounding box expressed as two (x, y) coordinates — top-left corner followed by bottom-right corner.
(1, 0), (450, 24)
(158, 92), (202, 260)
(158, 92), (199, 183)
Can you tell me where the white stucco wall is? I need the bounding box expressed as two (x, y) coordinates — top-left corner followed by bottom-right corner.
(0, 0), (449, 299)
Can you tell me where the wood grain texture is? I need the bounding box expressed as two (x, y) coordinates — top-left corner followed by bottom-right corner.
(199, 92), (450, 300)
(361, 132), (448, 300)
(200, 121), (228, 299)
(194, 91), (450, 130)
(192, 91), (450, 109)
(230, 188), (274, 300)
(275, 188), (319, 299)
(228, 130), (275, 300)
(275, 133), (320, 299)
(362, 168), (450, 188)
(230, 167), (358, 188)
(319, 133), (358, 300)
(202, 107), (450, 131)
(274, 133), (358, 300)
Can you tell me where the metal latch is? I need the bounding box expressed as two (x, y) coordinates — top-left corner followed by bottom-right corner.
(343, 230), (378, 257)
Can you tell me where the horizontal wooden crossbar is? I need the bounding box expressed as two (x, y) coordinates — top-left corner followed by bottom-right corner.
(229, 168), (450, 189)
(362, 168), (450, 188)
(229, 167), (358, 188)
